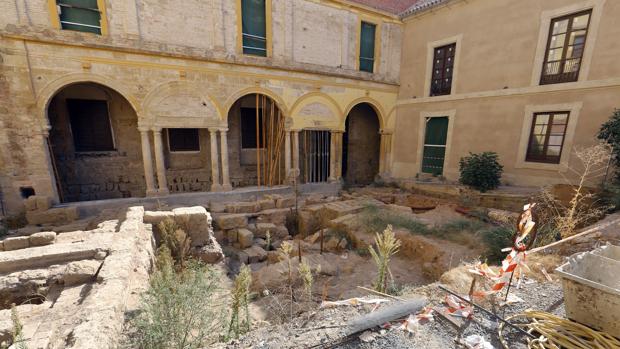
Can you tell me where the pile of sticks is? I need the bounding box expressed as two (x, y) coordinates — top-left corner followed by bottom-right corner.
(255, 94), (286, 187)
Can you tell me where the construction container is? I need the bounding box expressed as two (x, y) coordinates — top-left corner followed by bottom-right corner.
(555, 250), (620, 339)
(592, 244), (620, 262)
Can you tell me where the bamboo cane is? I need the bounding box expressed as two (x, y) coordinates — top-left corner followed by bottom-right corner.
(256, 94), (260, 187)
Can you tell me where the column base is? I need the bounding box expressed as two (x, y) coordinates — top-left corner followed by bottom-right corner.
(146, 189), (159, 197)
(221, 184), (233, 191)
(210, 184), (224, 192)
(157, 188), (170, 196)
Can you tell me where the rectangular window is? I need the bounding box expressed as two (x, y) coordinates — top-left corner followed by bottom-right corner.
(240, 107), (265, 148)
(430, 43), (456, 96)
(67, 99), (114, 152)
(241, 0), (267, 56)
(167, 128), (200, 152)
(359, 22), (376, 73)
(540, 10), (591, 85)
(56, 0), (103, 35)
(526, 112), (570, 164)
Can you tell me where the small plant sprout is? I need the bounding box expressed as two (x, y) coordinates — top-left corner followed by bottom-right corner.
(11, 305), (28, 349)
(278, 241), (295, 320)
(368, 225), (401, 294)
(228, 264), (252, 339)
(265, 230), (272, 251)
(298, 259), (313, 302)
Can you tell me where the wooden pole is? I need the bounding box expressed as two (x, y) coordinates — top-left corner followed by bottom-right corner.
(256, 94), (260, 187)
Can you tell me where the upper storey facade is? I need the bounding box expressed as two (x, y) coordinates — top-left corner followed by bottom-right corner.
(0, 0), (404, 84)
(398, 0), (620, 101)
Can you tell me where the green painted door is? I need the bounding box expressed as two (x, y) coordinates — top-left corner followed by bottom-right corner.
(421, 117), (449, 175)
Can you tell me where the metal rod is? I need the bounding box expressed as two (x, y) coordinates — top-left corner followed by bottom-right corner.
(438, 285), (536, 339)
(504, 271), (515, 302)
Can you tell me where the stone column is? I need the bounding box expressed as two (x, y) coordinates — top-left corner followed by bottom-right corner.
(152, 128), (169, 195)
(292, 130), (300, 178)
(139, 127), (157, 196)
(334, 131), (344, 180)
(329, 130), (337, 182)
(219, 128), (232, 191)
(209, 128), (222, 191)
(284, 130), (292, 177)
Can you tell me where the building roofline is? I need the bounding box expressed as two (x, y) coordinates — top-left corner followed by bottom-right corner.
(399, 0), (460, 19)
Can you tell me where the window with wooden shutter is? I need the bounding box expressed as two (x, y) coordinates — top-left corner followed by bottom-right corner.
(540, 10), (591, 85)
(167, 129), (200, 152)
(526, 112), (570, 164)
(430, 43), (456, 96)
(241, 0), (267, 56)
(67, 99), (115, 152)
(359, 22), (376, 73)
(56, 0), (103, 35)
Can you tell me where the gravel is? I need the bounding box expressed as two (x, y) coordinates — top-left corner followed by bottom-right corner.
(225, 277), (565, 349)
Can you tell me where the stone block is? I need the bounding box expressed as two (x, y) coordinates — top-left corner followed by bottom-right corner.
(173, 206), (211, 247)
(236, 250), (249, 264)
(193, 236), (224, 264)
(226, 202), (259, 214)
(64, 260), (102, 286)
(257, 208), (290, 225)
(3, 236), (30, 251)
(386, 204), (413, 214)
(254, 238), (267, 249)
(244, 245), (267, 264)
(26, 206), (79, 225)
(29, 231), (56, 246)
(226, 229), (239, 243)
(320, 200), (365, 221)
(258, 199), (276, 211)
(276, 196), (296, 209)
(0, 241), (3, 251)
(143, 210), (174, 225)
(209, 202), (226, 213)
(274, 225), (289, 239)
(214, 214), (248, 230)
(213, 230), (225, 243)
(237, 228), (254, 249)
(24, 195), (52, 212)
(255, 222), (277, 238)
(267, 250), (280, 264)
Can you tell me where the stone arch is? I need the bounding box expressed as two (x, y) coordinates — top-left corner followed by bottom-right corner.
(141, 81), (224, 127)
(289, 92), (343, 130)
(343, 97), (386, 130)
(224, 86), (289, 121)
(37, 73), (140, 130)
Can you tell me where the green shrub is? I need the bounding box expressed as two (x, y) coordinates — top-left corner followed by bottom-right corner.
(129, 249), (223, 349)
(598, 109), (620, 182)
(480, 226), (513, 264)
(459, 152), (503, 192)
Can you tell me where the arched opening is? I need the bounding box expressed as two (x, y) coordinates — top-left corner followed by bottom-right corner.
(227, 93), (286, 187)
(342, 103), (380, 186)
(47, 82), (145, 202)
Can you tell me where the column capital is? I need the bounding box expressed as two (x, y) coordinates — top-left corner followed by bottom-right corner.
(217, 128), (229, 133)
(330, 129), (345, 134)
(138, 126), (150, 133)
(152, 127), (163, 133)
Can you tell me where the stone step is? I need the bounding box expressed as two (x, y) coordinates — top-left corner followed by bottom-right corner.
(0, 242), (105, 274)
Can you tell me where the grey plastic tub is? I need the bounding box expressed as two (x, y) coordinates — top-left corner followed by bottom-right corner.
(555, 250), (620, 338)
(592, 244), (620, 262)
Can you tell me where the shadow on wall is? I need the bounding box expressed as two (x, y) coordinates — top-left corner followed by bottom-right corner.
(343, 103), (380, 186)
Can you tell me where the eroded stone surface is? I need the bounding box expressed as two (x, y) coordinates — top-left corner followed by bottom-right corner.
(29, 231), (57, 246)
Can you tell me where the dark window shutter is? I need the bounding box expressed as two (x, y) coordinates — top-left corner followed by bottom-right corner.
(57, 0), (102, 34)
(241, 0), (267, 56)
(359, 22), (376, 73)
(168, 129), (200, 152)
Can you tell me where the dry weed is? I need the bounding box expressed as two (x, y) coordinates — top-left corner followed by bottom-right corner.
(368, 225), (401, 293)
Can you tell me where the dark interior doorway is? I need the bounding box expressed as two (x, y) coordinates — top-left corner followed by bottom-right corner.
(342, 103), (380, 186)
